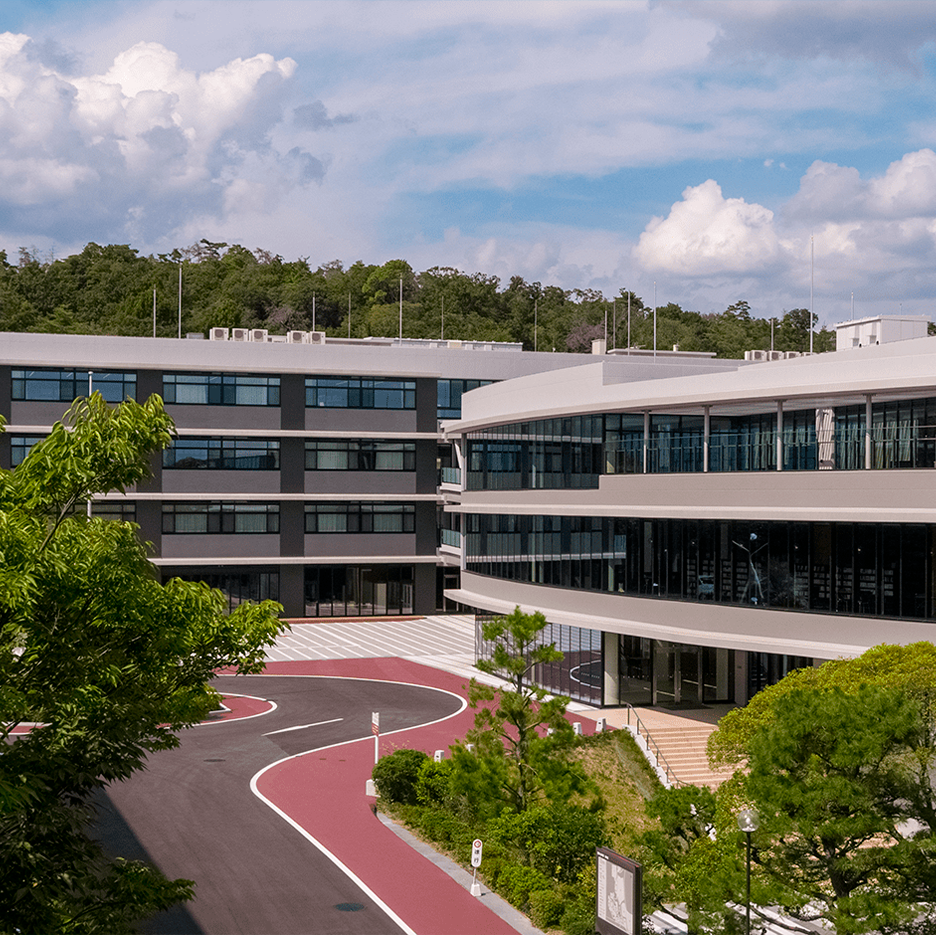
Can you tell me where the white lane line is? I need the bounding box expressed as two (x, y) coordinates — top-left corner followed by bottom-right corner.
(263, 717), (343, 736)
(249, 677), (468, 935)
(194, 692), (278, 726)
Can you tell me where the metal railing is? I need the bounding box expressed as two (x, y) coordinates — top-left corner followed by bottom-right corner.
(622, 703), (687, 788)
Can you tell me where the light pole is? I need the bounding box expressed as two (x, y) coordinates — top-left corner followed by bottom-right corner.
(737, 808), (759, 935)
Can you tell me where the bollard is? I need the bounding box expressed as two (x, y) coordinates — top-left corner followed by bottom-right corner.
(573, 722), (583, 736)
(434, 750), (445, 762)
(365, 779), (376, 796)
(596, 717), (606, 732)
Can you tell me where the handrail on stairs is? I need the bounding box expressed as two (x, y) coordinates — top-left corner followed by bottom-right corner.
(620, 703), (687, 788)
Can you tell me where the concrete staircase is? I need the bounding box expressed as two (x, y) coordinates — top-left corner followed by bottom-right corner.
(647, 723), (734, 788)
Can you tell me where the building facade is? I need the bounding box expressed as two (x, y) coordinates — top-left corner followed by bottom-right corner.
(443, 334), (936, 706)
(0, 331), (735, 623)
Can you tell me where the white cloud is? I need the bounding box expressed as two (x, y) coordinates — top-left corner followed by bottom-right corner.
(0, 31), (304, 239)
(634, 180), (780, 276)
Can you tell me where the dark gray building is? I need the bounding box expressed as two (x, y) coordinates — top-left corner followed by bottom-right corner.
(1, 331), (730, 619)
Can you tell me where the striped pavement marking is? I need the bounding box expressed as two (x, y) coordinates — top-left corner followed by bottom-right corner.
(264, 615), (477, 664)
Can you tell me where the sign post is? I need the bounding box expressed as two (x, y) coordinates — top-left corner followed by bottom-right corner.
(596, 847), (642, 935)
(372, 712), (380, 765)
(470, 839), (483, 896)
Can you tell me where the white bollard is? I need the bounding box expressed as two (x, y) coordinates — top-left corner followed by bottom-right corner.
(465, 743), (475, 752)
(573, 721), (583, 736)
(596, 717), (607, 733)
(434, 749), (445, 762)
(365, 779), (376, 796)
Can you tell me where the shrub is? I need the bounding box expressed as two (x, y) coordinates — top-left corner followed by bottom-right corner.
(372, 748), (428, 805)
(529, 888), (566, 929)
(492, 864), (551, 909)
(488, 803), (607, 884)
(415, 757), (454, 807)
(560, 900), (597, 935)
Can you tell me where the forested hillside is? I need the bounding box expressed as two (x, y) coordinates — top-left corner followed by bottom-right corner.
(0, 241), (836, 357)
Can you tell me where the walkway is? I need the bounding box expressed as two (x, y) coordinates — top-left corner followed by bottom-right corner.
(246, 656), (585, 935)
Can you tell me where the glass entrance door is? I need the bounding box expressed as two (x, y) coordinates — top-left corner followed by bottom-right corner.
(651, 641), (708, 706)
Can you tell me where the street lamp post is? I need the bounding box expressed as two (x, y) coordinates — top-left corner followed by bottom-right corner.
(737, 808), (760, 935)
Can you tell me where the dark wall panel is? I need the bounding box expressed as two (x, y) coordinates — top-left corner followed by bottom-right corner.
(414, 563), (436, 615)
(280, 437), (305, 493)
(416, 377), (437, 433)
(280, 374), (305, 430)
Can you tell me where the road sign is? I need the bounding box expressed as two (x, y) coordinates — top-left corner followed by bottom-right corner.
(471, 839), (483, 868)
(371, 712), (379, 736)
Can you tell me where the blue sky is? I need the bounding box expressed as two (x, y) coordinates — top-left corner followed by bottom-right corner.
(3, 1), (936, 325)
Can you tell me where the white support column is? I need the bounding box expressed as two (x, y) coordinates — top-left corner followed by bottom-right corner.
(865, 394), (872, 469)
(776, 399), (784, 471)
(643, 410), (650, 474)
(703, 405), (710, 473)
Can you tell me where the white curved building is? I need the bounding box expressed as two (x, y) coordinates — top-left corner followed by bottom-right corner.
(443, 335), (936, 707)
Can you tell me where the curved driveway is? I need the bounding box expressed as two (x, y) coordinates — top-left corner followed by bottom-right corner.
(98, 671), (465, 935)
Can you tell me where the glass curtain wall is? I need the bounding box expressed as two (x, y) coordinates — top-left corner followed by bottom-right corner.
(304, 565), (415, 616)
(169, 570), (279, 613)
(464, 395), (936, 489)
(465, 514), (936, 622)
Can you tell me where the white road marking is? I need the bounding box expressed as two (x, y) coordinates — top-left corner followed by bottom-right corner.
(263, 717), (343, 736)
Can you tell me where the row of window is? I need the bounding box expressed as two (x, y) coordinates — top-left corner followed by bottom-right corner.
(160, 502), (418, 534)
(170, 565), (417, 617)
(306, 377), (415, 410)
(11, 370), (483, 419)
(12, 370), (137, 403)
(12, 436), (418, 472)
(465, 398), (936, 488)
(465, 514), (936, 621)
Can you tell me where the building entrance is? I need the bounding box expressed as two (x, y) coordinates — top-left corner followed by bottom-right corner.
(651, 641), (733, 707)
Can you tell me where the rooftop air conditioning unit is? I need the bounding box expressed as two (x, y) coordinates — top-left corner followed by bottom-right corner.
(231, 328), (249, 342)
(744, 349), (767, 361)
(209, 327), (229, 341)
(783, 351), (803, 359)
(249, 329), (268, 343)
(447, 340), (463, 349)
(767, 350), (783, 361)
(287, 330), (307, 344)
(307, 331), (326, 345)
(267, 334), (287, 343)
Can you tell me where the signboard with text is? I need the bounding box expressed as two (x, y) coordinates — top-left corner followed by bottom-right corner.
(596, 847), (642, 935)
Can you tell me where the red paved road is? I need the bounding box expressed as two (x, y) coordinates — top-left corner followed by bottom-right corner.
(253, 658), (597, 935)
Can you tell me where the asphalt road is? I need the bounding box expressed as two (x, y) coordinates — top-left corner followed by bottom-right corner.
(93, 674), (464, 935)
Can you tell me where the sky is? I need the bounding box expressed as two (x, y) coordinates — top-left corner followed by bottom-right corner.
(3, 1), (936, 326)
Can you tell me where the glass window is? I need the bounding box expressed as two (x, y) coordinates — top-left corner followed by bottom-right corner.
(162, 502), (279, 534)
(304, 502), (415, 533)
(163, 373), (280, 406)
(10, 435), (45, 466)
(12, 369), (136, 403)
(306, 377), (416, 409)
(305, 440), (416, 471)
(164, 438), (280, 470)
(437, 379), (494, 420)
(464, 513), (936, 623)
(169, 571), (279, 613)
(304, 565), (414, 616)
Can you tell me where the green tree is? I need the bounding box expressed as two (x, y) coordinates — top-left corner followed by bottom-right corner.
(451, 607), (589, 818)
(707, 644), (936, 934)
(640, 784), (748, 935)
(0, 393), (287, 934)
(743, 684), (933, 934)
